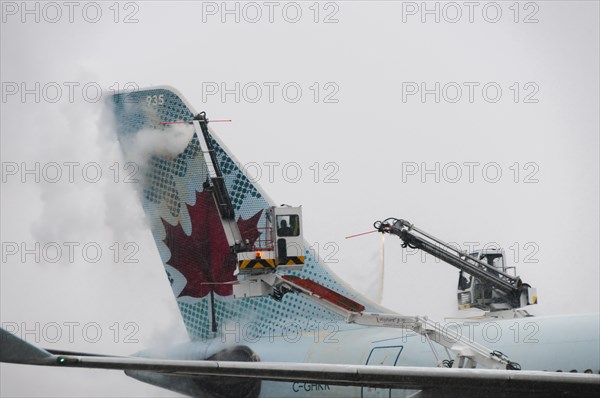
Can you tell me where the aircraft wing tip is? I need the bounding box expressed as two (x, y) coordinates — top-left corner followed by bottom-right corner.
(0, 327), (53, 365)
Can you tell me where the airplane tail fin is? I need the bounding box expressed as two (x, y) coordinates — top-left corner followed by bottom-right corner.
(108, 86), (379, 340)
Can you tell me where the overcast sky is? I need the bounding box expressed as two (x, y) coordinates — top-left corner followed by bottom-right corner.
(1, 1), (599, 396)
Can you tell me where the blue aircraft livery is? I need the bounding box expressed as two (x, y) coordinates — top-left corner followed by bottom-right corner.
(108, 86), (379, 342)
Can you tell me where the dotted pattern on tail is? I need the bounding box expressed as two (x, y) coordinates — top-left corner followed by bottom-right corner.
(110, 87), (376, 341)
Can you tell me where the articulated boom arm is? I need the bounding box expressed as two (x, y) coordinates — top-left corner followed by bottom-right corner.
(374, 218), (530, 309)
(236, 273), (520, 370)
(192, 113), (305, 275)
(192, 113), (245, 252)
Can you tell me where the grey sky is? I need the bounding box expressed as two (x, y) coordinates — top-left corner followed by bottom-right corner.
(1, 1), (599, 396)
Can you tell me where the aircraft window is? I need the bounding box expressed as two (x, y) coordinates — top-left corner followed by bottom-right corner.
(277, 215), (300, 237)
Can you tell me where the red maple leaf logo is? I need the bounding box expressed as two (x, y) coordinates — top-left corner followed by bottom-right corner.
(162, 190), (263, 298)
